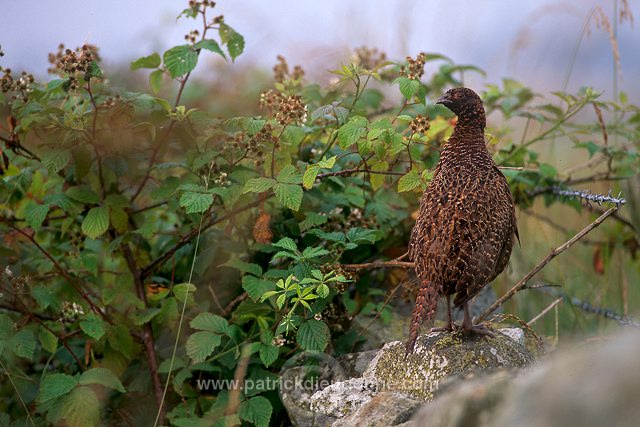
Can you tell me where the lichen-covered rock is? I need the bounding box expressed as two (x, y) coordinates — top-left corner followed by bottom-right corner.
(310, 378), (378, 418)
(337, 350), (379, 378)
(365, 329), (533, 401)
(412, 329), (640, 427)
(332, 392), (421, 427)
(279, 352), (346, 426)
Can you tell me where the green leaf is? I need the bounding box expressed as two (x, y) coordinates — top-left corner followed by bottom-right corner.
(131, 52), (161, 70)
(79, 314), (106, 340)
(25, 203), (49, 231)
(243, 177), (276, 193)
(301, 246), (330, 259)
(238, 396), (272, 427)
(346, 227), (380, 244)
(37, 373), (78, 404)
(397, 169), (422, 192)
(220, 258), (262, 277)
(195, 39), (226, 59)
(186, 331), (222, 363)
(163, 45), (198, 78)
(277, 165), (303, 185)
(79, 368), (126, 393)
(539, 163), (557, 178)
(299, 212), (328, 231)
(9, 329), (36, 360)
(39, 326), (58, 354)
(302, 165), (320, 190)
(42, 149), (71, 174)
(180, 191), (214, 214)
(190, 312), (229, 334)
(219, 23), (245, 61)
(133, 308), (161, 326)
(369, 161), (389, 191)
(337, 116), (368, 149)
(317, 283), (330, 298)
(60, 386), (100, 427)
(81, 207), (109, 239)
(173, 283), (197, 302)
(149, 69), (164, 94)
(242, 118), (266, 135)
(84, 61), (103, 80)
(109, 207), (128, 233)
(396, 77), (421, 100)
(273, 237), (297, 252)
(243, 276), (275, 302)
(275, 183), (303, 211)
(66, 186), (100, 204)
(108, 324), (137, 359)
(259, 344), (279, 368)
(296, 319), (330, 352)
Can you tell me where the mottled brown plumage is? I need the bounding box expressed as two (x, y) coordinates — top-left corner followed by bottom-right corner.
(406, 87), (519, 354)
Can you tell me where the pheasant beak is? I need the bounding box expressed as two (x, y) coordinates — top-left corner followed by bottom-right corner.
(435, 94), (451, 106)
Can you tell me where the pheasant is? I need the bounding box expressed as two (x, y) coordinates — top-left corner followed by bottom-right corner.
(406, 87), (519, 354)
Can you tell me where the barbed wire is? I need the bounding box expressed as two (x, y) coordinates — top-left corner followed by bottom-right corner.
(551, 187), (626, 207)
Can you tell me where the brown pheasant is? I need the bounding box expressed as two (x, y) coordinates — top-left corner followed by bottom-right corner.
(406, 87), (519, 354)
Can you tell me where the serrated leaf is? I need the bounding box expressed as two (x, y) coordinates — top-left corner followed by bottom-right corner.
(276, 293), (286, 310)
(60, 386), (100, 427)
(397, 169), (422, 192)
(190, 312), (229, 334)
(25, 203), (49, 231)
(39, 326), (58, 354)
(299, 212), (328, 231)
(239, 396), (272, 427)
(79, 313), (106, 340)
(396, 77), (421, 100)
(273, 237), (297, 252)
(219, 23), (245, 61)
(243, 177), (276, 193)
(81, 207), (109, 239)
(277, 165), (303, 185)
(37, 373), (78, 404)
(186, 331), (222, 363)
(296, 319), (330, 352)
(369, 161), (389, 191)
(133, 308), (161, 326)
(131, 52), (161, 70)
(9, 329), (36, 360)
(317, 283), (330, 298)
(337, 116), (368, 149)
(220, 258), (262, 277)
(109, 207), (128, 234)
(302, 165), (320, 190)
(301, 246), (330, 259)
(108, 324), (137, 359)
(243, 276), (275, 302)
(180, 191), (213, 214)
(149, 69), (164, 94)
(173, 283), (197, 302)
(66, 186), (100, 204)
(539, 163), (557, 178)
(42, 149), (71, 174)
(242, 118), (266, 135)
(163, 45), (198, 78)
(259, 344), (279, 368)
(275, 183), (303, 211)
(79, 368), (126, 393)
(195, 39), (226, 59)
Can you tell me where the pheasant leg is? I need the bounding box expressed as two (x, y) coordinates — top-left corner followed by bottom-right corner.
(461, 302), (494, 336)
(430, 295), (456, 332)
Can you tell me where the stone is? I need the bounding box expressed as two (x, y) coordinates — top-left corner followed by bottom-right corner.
(367, 330), (533, 401)
(412, 329), (640, 427)
(332, 392), (421, 427)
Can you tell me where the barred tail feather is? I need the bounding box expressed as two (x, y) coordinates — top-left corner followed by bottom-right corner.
(405, 279), (439, 355)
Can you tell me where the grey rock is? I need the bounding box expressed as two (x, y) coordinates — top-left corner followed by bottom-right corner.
(332, 392), (421, 427)
(366, 330), (533, 401)
(412, 329), (640, 427)
(337, 350), (379, 378)
(310, 377), (378, 418)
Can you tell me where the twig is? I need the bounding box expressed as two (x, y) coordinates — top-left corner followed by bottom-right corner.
(222, 292), (248, 317)
(141, 197), (268, 279)
(528, 297), (563, 325)
(340, 260), (414, 271)
(477, 206), (620, 322)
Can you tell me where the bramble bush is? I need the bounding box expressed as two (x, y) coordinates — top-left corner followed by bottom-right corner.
(1, 1), (639, 426)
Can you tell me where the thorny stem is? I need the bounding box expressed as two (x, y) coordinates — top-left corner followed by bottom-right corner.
(476, 206), (621, 322)
(0, 218), (109, 322)
(86, 81), (105, 200)
(270, 125), (287, 178)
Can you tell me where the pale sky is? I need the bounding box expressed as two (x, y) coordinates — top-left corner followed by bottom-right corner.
(1, 0), (638, 98)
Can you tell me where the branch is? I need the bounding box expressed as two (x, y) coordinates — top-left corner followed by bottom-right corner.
(141, 197), (267, 279)
(340, 260), (414, 271)
(476, 206), (620, 322)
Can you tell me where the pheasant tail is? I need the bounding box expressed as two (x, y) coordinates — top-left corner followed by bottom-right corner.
(406, 278), (440, 355)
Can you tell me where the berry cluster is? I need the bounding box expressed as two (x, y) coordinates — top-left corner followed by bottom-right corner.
(60, 301), (85, 323)
(48, 43), (101, 90)
(0, 67), (35, 102)
(409, 115), (430, 134)
(400, 52), (427, 80)
(352, 46), (387, 70)
(260, 90), (307, 126)
(184, 29), (200, 44)
(273, 55), (305, 83)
